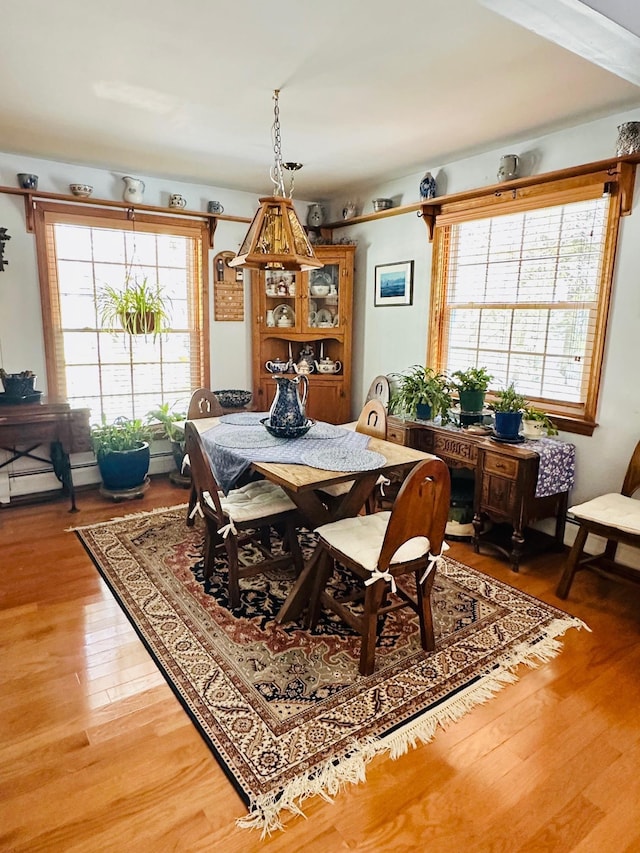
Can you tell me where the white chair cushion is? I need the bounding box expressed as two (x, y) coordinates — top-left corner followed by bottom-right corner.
(570, 493), (640, 536)
(220, 480), (296, 523)
(315, 511), (431, 573)
(320, 474), (389, 498)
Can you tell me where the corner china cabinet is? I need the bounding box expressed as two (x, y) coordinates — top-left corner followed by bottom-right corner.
(251, 244), (355, 424)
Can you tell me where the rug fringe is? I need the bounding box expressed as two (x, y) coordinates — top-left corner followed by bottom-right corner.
(66, 503), (188, 532)
(237, 613), (588, 836)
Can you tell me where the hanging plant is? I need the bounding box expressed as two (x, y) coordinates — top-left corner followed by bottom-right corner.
(98, 277), (172, 341)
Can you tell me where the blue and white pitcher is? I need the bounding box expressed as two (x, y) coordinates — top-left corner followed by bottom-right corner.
(269, 375), (308, 431)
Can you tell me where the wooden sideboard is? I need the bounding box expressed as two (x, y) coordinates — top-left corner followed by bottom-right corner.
(386, 416), (570, 571)
(0, 399), (91, 510)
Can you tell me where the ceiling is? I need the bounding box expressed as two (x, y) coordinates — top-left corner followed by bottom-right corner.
(2, 0), (640, 199)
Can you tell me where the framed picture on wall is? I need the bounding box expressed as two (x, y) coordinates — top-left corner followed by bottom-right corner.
(374, 260), (414, 306)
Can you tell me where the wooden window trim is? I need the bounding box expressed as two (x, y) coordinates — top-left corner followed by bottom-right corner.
(33, 201), (210, 402)
(428, 171), (629, 436)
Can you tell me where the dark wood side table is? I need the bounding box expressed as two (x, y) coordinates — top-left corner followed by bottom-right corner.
(386, 417), (570, 571)
(0, 399), (91, 511)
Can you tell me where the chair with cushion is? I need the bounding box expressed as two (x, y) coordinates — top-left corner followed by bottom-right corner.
(365, 374), (391, 410)
(185, 388), (225, 525)
(184, 422), (303, 609)
(556, 440), (640, 599)
(318, 399), (387, 512)
(309, 458), (451, 675)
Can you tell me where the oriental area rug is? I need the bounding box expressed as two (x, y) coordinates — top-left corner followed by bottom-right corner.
(74, 505), (586, 834)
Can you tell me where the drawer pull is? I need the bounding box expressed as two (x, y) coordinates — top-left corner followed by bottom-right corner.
(495, 462), (506, 469)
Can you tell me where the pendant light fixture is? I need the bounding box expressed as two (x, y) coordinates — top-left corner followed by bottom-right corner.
(229, 90), (323, 272)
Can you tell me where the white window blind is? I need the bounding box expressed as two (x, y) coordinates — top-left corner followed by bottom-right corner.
(442, 196), (609, 408)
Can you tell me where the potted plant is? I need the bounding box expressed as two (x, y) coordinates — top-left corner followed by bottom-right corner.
(450, 367), (493, 413)
(146, 402), (188, 481)
(98, 277), (172, 340)
(490, 383), (527, 439)
(390, 365), (453, 422)
(91, 417), (153, 491)
(521, 406), (558, 439)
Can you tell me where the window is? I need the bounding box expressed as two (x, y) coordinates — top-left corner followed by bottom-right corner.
(34, 204), (209, 423)
(428, 171), (626, 432)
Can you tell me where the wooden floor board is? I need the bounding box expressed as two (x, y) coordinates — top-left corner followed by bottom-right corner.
(1, 478), (638, 851)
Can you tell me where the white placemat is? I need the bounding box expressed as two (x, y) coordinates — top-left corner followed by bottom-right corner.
(211, 429), (286, 449)
(303, 422), (346, 440)
(300, 447), (386, 472)
(219, 412), (269, 426)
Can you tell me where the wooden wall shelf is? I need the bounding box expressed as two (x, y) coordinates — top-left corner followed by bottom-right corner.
(322, 152), (640, 240)
(0, 184), (252, 247)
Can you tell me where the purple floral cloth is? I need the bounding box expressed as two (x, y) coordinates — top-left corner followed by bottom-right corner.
(522, 437), (576, 498)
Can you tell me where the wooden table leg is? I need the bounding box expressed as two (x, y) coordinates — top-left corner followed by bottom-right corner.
(275, 547), (322, 623)
(275, 473), (380, 623)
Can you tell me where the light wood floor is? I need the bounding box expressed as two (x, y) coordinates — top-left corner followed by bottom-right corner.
(1, 478), (639, 852)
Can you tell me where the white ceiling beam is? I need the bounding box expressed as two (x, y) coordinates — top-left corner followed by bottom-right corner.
(479, 0), (640, 86)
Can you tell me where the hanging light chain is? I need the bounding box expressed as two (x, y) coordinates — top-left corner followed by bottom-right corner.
(270, 89), (285, 197)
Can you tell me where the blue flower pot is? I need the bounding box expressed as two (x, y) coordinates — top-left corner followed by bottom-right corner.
(494, 411), (522, 439)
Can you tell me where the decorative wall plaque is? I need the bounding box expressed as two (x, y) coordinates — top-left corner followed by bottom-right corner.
(213, 250), (244, 321)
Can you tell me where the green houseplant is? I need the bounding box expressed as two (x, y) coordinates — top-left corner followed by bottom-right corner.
(146, 402), (188, 479)
(450, 366), (493, 413)
(491, 383), (527, 439)
(521, 405), (558, 438)
(98, 277), (172, 340)
(91, 417), (153, 491)
(390, 365), (453, 422)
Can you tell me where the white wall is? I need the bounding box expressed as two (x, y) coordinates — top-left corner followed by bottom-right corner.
(328, 107), (640, 509)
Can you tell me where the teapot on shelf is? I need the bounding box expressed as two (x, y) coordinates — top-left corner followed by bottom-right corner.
(293, 344), (315, 375)
(315, 357), (342, 374)
(265, 358), (291, 374)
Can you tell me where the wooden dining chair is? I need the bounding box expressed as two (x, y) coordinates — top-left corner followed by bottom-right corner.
(365, 375), (391, 410)
(309, 458), (451, 675)
(184, 422), (304, 609)
(187, 387), (224, 420)
(318, 399), (388, 512)
(185, 388), (225, 525)
(556, 440), (640, 599)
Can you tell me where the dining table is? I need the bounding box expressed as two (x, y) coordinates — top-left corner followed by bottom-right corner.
(185, 412), (435, 622)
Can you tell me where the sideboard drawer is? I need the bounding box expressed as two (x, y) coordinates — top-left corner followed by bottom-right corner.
(387, 424), (410, 445)
(433, 432), (477, 466)
(483, 452), (518, 479)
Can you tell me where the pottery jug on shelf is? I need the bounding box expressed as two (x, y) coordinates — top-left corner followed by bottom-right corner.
(122, 176), (145, 204)
(269, 375), (309, 431)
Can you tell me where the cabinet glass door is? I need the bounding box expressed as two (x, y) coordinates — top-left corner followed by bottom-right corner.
(307, 265), (340, 332)
(264, 270), (298, 331)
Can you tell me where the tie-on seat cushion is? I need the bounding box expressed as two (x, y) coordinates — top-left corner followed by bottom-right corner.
(315, 511), (431, 573)
(220, 480), (296, 523)
(570, 493), (640, 536)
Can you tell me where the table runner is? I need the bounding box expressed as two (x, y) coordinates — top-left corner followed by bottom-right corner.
(521, 437), (576, 498)
(201, 422), (371, 493)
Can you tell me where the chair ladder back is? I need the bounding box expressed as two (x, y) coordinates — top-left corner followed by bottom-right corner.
(187, 388), (224, 420)
(621, 440), (640, 497)
(356, 399), (387, 439)
(184, 422), (224, 520)
(378, 459), (450, 572)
